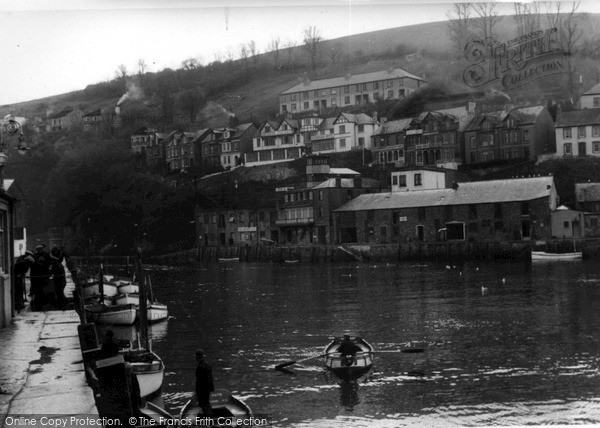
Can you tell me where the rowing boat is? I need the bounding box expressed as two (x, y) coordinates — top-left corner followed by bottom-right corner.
(218, 257), (240, 262)
(531, 251), (582, 261)
(324, 336), (374, 379)
(179, 389), (251, 426)
(84, 303), (138, 325)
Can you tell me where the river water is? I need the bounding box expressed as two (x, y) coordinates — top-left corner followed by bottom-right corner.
(143, 260), (600, 427)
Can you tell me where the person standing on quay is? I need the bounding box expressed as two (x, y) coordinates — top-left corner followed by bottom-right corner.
(50, 245), (67, 309)
(29, 244), (51, 311)
(14, 251), (34, 311)
(195, 349), (215, 416)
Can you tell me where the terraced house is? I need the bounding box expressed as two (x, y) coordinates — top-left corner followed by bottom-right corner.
(164, 129), (211, 172)
(555, 108), (600, 158)
(246, 118), (306, 166)
(464, 105), (555, 164)
(279, 67), (426, 114)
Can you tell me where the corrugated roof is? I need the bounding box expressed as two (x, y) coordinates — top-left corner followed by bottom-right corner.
(556, 109), (600, 127)
(329, 167), (360, 176)
(335, 176), (554, 212)
(282, 68), (425, 95)
(312, 177), (381, 189)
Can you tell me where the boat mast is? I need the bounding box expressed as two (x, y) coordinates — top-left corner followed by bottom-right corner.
(136, 249), (149, 350)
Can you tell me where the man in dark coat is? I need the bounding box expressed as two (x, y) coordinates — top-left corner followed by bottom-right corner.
(337, 334), (362, 367)
(29, 244), (51, 311)
(14, 251), (34, 311)
(50, 245), (66, 309)
(195, 349), (215, 416)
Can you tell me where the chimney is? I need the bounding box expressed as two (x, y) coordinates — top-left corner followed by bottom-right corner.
(115, 105), (121, 116)
(303, 76), (310, 86)
(387, 67), (393, 74)
(345, 73), (351, 81)
(372, 111), (378, 124)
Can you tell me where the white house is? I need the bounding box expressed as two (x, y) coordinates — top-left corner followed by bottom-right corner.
(555, 108), (600, 158)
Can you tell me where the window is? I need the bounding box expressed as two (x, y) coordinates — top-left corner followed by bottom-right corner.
(344, 96), (350, 104)
(414, 173), (422, 186)
(331, 98), (337, 106)
(291, 103), (296, 111)
(523, 130), (530, 141)
(339, 138), (347, 148)
(373, 92), (380, 101)
(578, 126), (586, 138)
(564, 143), (572, 155)
(398, 174), (407, 187)
(355, 95), (362, 104)
(387, 80), (393, 88)
(344, 85), (349, 93)
(331, 88), (337, 95)
(594, 97), (600, 107)
(392, 175), (398, 185)
(358, 137), (365, 146)
(388, 90), (393, 98)
(594, 126), (600, 137)
(303, 91), (308, 99)
(594, 141), (600, 153)
(373, 82), (379, 89)
(358, 124), (364, 132)
(339, 125), (346, 133)
(304, 102), (309, 110)
(314, 90), (319, 97)
(362, 83), (367, 90)
(563, 128), (572, 139)
(321, 90), (325, 96)
(291, 94), (296, 101)
(563, 221), (569, 229)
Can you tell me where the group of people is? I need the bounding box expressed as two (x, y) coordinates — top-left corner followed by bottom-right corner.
(14, 244), (68, 311)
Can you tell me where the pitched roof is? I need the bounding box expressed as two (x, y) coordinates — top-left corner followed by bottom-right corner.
(318, 117), (336, 131)
(335, 112), (374, 125)
(47, 108), (74, 119)
(282, 68), (426, 95)
(334, 176), (554, 212)
(555, 108), (600, 127)
(464, 112), (504, 132)
(329, 167), (360, 176)
(505, 105), (545, 124)
(82, 109), (104, 118)
(374, 118), (413, 136)
(583, 83), (600, 95)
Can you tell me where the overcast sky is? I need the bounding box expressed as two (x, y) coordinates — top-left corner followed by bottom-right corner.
(1, 1), (599, 105)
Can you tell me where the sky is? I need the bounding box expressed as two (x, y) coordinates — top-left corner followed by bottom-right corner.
(1, 0), (600, 105)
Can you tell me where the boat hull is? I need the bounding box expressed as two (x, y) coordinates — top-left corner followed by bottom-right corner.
(123, 350), (164, 398)
(83, 283), (118, 298)
(532, 251), (582, 260)
(324, 337), (374, 379)
(179, 389), (252, 425)
(147, 304), (169, 323)
(84, 303), (138, 325)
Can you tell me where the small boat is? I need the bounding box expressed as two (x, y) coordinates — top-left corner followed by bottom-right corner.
(531, 251), (582, 261)
(179, 389), (252, 426)
(84, 303), (138, 325)
(123, 349), (165, 399)
(218, 257), (239, 262)
(147, 303), (169, 323)
(82, 282), (118, 298)
(138, 401), (176, 426)
(324, 336), (374, 379)
(284, 259), (300, 264)
(116, 282), (139, 294)
(115, 292), (140, 306)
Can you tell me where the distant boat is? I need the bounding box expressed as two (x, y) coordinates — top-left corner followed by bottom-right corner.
(179, 389), (252, 425)
(324, 336), (374, 379)
(218, 257), (239, 262)
(531, 251), (582, 261)
(284, 259), (300, 264)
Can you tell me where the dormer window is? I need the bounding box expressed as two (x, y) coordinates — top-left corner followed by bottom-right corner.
(506, 117), (515, 128)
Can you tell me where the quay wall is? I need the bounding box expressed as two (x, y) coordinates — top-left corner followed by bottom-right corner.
(70, 238), (600, 268)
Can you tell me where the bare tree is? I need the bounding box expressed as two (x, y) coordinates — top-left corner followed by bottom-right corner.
(249, 40), (259, 64)
(446, 3), (473, 56)
(269, 37), (281, 68)
(225, 47), (234, 64)
(178, 89), (206, 123)
(302, 26), (322, 71)
(472, 3), (500, 41)
(513, 2), (542, 37)
(115, 64), (128, 80)
(240, 44), (249, 68)
(137, 59), (147, 75)
(181, 57), (201, 70)
(284, 40), (297, 64)
(545, 1), (585, 98)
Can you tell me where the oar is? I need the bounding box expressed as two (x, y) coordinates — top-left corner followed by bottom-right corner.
(274, 353), (328, 370)
(376, 348), (425, 354)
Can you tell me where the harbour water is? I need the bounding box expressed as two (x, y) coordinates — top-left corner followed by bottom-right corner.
(145, 260), (600, 427)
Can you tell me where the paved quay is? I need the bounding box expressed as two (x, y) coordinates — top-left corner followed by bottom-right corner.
(0, 308), (97, 420)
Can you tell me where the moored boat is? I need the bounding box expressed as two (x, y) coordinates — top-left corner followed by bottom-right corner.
(218, 257), (239, 262)
(179, 389), (252, 426)
(123, 349), (165, 398)
(84, 303), (138, 325)
(324, 336), (374, 379)
(115, 292), (140, 306)
(82, 282), (118, 298)
(147, 303), (169, 323)
(531, 251), (582, 261)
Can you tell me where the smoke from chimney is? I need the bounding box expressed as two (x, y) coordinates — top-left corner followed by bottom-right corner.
(117, 79), (145, 106)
